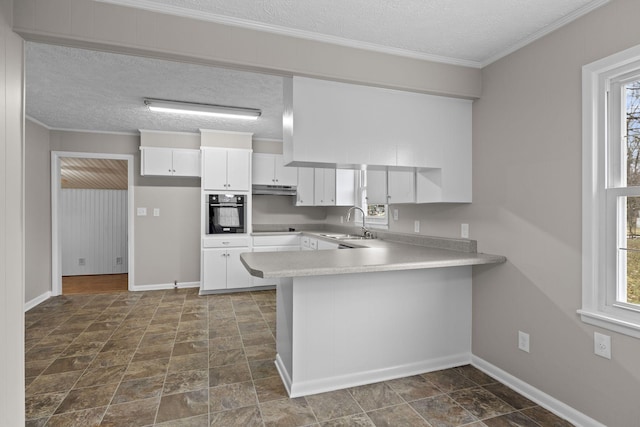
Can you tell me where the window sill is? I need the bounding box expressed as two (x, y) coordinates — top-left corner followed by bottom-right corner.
(578, 309), (640, 339)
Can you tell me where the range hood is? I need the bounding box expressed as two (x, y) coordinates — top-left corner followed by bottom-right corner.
(252, 184), (297, 196)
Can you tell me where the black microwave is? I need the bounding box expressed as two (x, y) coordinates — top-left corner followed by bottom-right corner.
(207, 194), (246, 234)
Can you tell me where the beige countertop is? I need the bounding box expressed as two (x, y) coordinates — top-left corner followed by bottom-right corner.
(241, 232), (506, 278)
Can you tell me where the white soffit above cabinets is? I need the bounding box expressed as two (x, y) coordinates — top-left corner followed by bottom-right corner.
(98, 0), (608, 67)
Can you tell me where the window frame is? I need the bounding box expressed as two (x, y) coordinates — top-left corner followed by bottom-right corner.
(581, 43), (640, 339)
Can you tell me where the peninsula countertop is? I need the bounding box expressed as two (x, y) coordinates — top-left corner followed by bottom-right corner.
(241, 232), (506, 278)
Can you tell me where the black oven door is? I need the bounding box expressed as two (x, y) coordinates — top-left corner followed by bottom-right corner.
(208, 196), (245, 234)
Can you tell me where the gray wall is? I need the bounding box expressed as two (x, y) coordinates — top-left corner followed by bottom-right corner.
(25, 119), (51, 302)
(1, 0), (26, 423)
(326, 1), (640, 425)
(14, 0), (640, 424)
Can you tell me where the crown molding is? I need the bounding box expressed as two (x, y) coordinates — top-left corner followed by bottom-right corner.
(95, 0), (483, 69)
(480, 0), (610, 67)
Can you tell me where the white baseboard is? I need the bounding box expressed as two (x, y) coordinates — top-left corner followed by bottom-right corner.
(279, 352), (471, 398)
(129, 281), (200, 292)
(471, 355), (605, 427)
(24, 291), (51, 312)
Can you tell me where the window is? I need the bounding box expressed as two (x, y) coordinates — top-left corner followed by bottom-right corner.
(581, 44), (640, 338)
(359, 171), (388, 229)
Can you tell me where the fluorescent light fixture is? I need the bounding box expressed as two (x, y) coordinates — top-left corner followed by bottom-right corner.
(144, 98), (261, 120)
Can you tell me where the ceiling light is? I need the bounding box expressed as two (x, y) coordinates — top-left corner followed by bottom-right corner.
(144, 98), (261, 120)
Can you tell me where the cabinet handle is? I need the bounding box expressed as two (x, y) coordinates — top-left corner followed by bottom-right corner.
(173, 169), (176, 172)
(222, 242), (230, 245)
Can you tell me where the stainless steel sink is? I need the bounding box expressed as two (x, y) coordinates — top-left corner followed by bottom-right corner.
(320, 233), (368, 240)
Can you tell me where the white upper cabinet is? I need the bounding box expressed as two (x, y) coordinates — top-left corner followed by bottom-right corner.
(365, 169), (416, 204)
(140, 147), (201, 177)
(296, 168), (314, 206)
(314, 168), (336, 206)
(283, 77), (472, 202)
(365, 170), (388, 205)
(202, 147), (251, 192)
(252, 153), (298, 186)
(335, 169), (357, 206)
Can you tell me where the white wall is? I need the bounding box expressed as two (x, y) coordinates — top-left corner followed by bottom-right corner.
(0, 0), (25, 424)
(61, 189), (127, 276)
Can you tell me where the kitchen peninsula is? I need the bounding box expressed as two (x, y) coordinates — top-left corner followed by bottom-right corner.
(241, 232), (505, 397)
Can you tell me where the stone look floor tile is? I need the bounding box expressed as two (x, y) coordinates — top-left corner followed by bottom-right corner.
(45, 406), (106, 427)
(386, 375), (443, 402)
(209, 362), (252, 387)
(483, 411), (540, 427)
(483, 383), (537, 410)
(253, 376), (289, 403)
(449, 387), (515, 419)
(168, 352), (209, 373)
(305, 389), (363, 422)
(522, 406), (576, 427)
(24, 290), (575, 427)
(366, 403), (431, 426)
(348, 382), (404, 412)
(25, 370), (83, 395)
(112, 375), (165, 404)
(209, 405), (263, 427)
(163, 369), (210, 395)
(155, 388), (210, 424)
(100, 396), (160, 427)
(25, 391), (67, 420)
(209, 381), (258, 412)
(410, 394), (478, 427)
(260, 397), (318, 427)
(54, 383), (118, 414)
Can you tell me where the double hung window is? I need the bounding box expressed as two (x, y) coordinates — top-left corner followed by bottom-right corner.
(581, 44), (640, 338)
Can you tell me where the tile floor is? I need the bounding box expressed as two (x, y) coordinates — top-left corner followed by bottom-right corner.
(24, 288), (574, 426)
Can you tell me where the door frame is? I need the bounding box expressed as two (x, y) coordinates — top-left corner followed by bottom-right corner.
(51, 151), (135, 295)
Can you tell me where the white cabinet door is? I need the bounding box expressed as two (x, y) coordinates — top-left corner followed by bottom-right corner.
(172, 149), (201, 177)
(336, 169), (356, 206)
(388, 170), (415, 204)
(203, 148), (250, 192)
(141, 147), (173, 176)
(226, 247), (253, 289)
(365, 170), (388, 205)
(296, 168), (315, 206)
(275, 156), (298, 186)
(252, 153), (275, 185)
(226, 150), (251, 192)
(202, 249), (227, 291)
(314, 168), (335, 206)
(202, 148), (228, 191)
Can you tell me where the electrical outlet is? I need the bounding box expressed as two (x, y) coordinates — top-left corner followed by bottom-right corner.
(116, 257), (122, 265)
(137, 207), (147, 216)
(414, 220), (420, 233)
(461, 223), (469, 238)
(78, 258), (85, 266)
(594, 332), (611, 359)
(518, 331), (530, 353)
(393, 209), (399, 221)
(153, 208), (160, 217)
(340, 216), (344, 224)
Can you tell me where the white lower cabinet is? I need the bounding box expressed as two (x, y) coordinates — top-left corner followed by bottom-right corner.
(201, 236), (252, 291)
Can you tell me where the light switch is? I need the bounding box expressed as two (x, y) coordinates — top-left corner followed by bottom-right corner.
(137, 207), (147, 216)
(393, 209), (399, 221)
(153, 208), (160, 217)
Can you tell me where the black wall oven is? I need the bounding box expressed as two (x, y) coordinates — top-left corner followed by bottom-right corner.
(206, 194), (246, 234)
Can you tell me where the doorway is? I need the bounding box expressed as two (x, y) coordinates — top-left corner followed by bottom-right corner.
(51, 151), (135, 295)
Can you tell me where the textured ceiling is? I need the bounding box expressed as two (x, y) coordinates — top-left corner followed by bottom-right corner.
(25, 43), (284, 138)
(100, 0), (606, 66)
(26, 0), (607, 136)
(60, 158), (128, 190)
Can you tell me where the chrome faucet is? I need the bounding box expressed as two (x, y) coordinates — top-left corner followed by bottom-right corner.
(346, 206), (373, 239)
